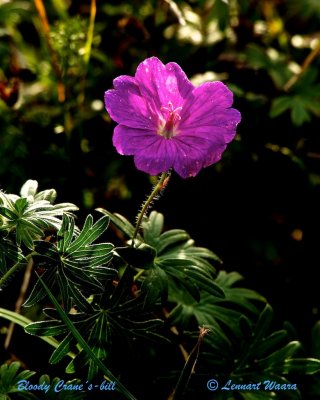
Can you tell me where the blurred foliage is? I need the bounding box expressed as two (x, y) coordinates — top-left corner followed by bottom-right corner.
(1, 0), (320, 399)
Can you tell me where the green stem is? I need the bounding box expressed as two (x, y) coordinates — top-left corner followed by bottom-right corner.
(0, 253), (33, 288)
(84, 0), (96, 66)
(132, 171), (170, 243)
(133, 269), (145, 282)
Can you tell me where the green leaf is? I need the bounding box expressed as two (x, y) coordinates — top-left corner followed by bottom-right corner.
(257, 341), (302, 369)
(0, 361), (36, 398)
(0, 233), (26, 274)
(291, 97), (311, 126)
(140, 266), (169, 305)
(56, 270), (97, 312)
(67, 215), (109, 253)
(168, 270), (265, 342)
(0, 180), (78, 249)
(216, 271), (265, 314)
(0, 307), (75, 360)
(116, 243), (156, 269)
(0, 206), (18, 220)
(271, 358), (320, 375)
(96, 208), (140, 240)
(36, 274), (138, 400)
(25, 320), (69, 336)
(157, 229), (190, 254)
(142, 210), (164, 247)
(270, 96), (293, 118)
(180, 266), (224, 298)
(23, 268), (57, 307)
(34, 189), (57, 203)
(25, 214), (115, 309)
(250, 304), (274, 347)
(49, 334), (74, 364)
(253, 330), (289, 358)
(20, 180), (38, 199)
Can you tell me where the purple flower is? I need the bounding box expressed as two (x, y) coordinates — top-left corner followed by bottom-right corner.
(104, 57), (241, 178)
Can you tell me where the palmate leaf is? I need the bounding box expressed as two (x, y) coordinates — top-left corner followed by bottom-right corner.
(25, 310), (99, 355)
(167, 270), (265, 339)
(100, 209), (224, 305)
(25, 276), (138, 400)
(62, 307), (163, 381)
(143, 212), (223, 300)
(215, 271), (265, 314)
(270, 95), (312, 126)
(24, 214), (116, 310)
(0, 361), (86, 400)
(196, 305), (320, 400)
(26, 288), (166, 381)
(0, 361), (36, 399)
(270, 68), (320, 126)
(0, 180), (78, 249)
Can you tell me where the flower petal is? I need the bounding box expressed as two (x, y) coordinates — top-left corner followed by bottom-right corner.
(104, 76), (156, 129)
(180, 81), (241, 131)
(135, 57), (194, 113)
(133, 139), (176, 176)
(113, 125), (159, 155)
(172, 136), (226, 178)
(180, 108), (240, 146)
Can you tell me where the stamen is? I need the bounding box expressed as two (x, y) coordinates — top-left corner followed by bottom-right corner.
(159, 101), (182, 139)
(161, 101), (182, 121)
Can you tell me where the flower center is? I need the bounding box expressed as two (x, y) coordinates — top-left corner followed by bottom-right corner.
(158, 101), (182, 139)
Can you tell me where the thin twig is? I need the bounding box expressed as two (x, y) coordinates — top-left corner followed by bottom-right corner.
(169, 326), (210, 400)
(163, 0), (186, 26)
(284, 40), (320, 92)
(162, 308), (189, 363)
(4, 258), (34, 350)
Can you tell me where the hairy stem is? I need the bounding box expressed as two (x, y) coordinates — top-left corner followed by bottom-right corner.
(132, 171), (171, 243)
